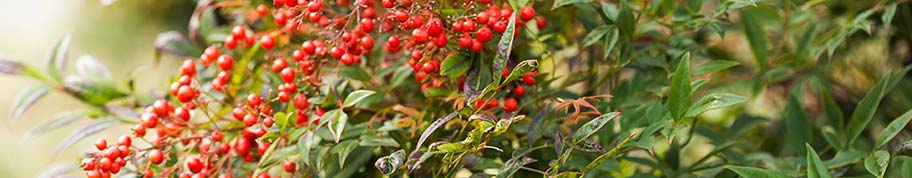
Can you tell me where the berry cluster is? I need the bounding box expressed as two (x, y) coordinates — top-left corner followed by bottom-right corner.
(81, 0), (545, 177)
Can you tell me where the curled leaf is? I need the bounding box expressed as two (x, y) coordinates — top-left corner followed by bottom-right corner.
(375, 150), (406, 175)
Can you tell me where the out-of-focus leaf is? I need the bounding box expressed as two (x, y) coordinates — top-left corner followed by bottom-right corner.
(806, 144), (832, 178)
(824, 149), (865, 168)
(503, 60), (539, 86)
(75, 55), (112, 81)
(332, 140), (359, 168)
(492, 13), (516, 85)
(785, 84), (811, 155)
(342, 90), (375, 108)
(47, 34), (70, 82)
(9, 85), (51, 122)
(864, 150), (890, 178)
(685, 93), (747, 117)
(359, 135), (399, 147)
(882, 3), (897, 31)
(582, 25), (611, 47)
(154, 31), (200, 61)
(340, 66), (372, 82)
(794, 22), (817, 65)
(440, 53), (471, 78)
(902, 158), (912, 178)
(741, 8), (770, 70)
(724, 165), (790, 178)
(847, 69), (908, 145)
(571, 112), (619, 145)
(63, 76), (128, 106)
(188, 0), (215, 42)
(37, 163), (77, 178)
(56, 118), (121, 155)
(617, 0), (635, 41)
(552, 0), (592, 10)
(875, 109), (912, 149)
(415, 112), (458, 151)
(389, 65), (412, 88)
(602, 28), (620, 59)
(0, 56), (25, 75)
(583, 132), (638, 173)
(375, 149), (406, 175)
(27, 109), (97, 138)
(495, 157), (535, 178)
(819, 83), (844, 132)
(669, 53), (692, 121)
(297, 132), (319, 167)
(896, 140), (912, 156)
(694, 60), (739, 75)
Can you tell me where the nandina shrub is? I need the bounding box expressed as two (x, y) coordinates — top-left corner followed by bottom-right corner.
(4, 0), (912, 177)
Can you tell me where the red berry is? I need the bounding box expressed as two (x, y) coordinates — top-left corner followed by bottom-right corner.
(272, 58), (288, 72)
(149, 149), (164, 164)
(141, 113), (159, 128)
(247, 94), (262, 106)
(330, 47), (345, 59)
(280, 68), (296, 83)
(536, 17), (547, 29)
(132, 125), (146, 136)
(217, 55), (233, 71)
(232, 26), (246, 40)
(427, 18), (444, 36)
(234, 137), (251, 155)
(284, 160), (297, 172)
(187, 157), (204, 173)
(180, 60), (196, 76)
(476, 12), (490, 25)
(278, 91), (290, 102)
(340, 53), (355, 65)
(486, 99), (499, 109)
(232, 107), (246, 121)
(81, 158), (96, 170)
(504, 98), (518, 112)
(95, 138), (107, 150)
(301, 41), (316, 54)
(458, 33), (472, 49)
(394, 10), (409, 22)
(470, 39), (483, 52)
(474, 99), (487, 110)
(514, 85), (525, 97)
(177, 85), (195, 102)
(86, 169), (101, 178)
(432, 34), (447, 48)
(360, 18), (374, 33)
(293, 94), (308, 109)
(494, 21), (507, 33)
(175, 106), (191, 121)
(421, 61), (438, 73)
(520, 6), (535, 21)
(412, 29), (429, 43)
(524, 72), (536, 85)
(462, 20), (477, 31)
(275, 12), (288, 26)
(258, 173), (271, 178)
(99, 157), (113, 170)
(273, 0), (285, 6)
(260, 36), (275, 49)
(257, 141), (270, 155)
(224, 36), (238, 49)
(361, 36), (375, 49)
(256, 4), (268, 16)
(118, 135), (132, 147)
(477, 27), (493, 42)
(243, 114), (258, 127)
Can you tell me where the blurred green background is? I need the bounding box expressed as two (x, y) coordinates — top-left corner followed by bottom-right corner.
(0, 1), (193, 177)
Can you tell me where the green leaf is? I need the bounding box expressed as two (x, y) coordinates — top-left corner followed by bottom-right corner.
(819, 83), (845, 132)
(46, 34), (70, 82)
(785, 84), (811, 154)
(332, 140), (359, 168)
(724, 165), (791, 178)
(882, 3), (897, 31)
(602, 28), (620, 59)
(847, 69), (908, 145)
(492, 13), (516, 85)
(440, 53), (471, 78)
(617, 0), (635, 41)
(582, 26), (611, 47)
(297, 132), (319, 167)
(685, 93), (747, 117)
(415, 112), (458, 152)
(875, 109), (912, 149)
(668, 53), (692, 121)
(27, 109), (97, 138)
(794, 22), (817, 65)
(75, 55), (112, 81)
(806, 144), (832, 178)
(342, 90), (376, 108)
(824, 150), (866, 169)
(10, 85), (51, 121)
(154, 31), (201, 59)
(741, 8), (770, 70)
(502, 60), (539, 85)
(571, 112), (620, 145)
(551, 0), (592, 10)
(375, 149), (406, 175)
(340, 66), (372, 82)
(864, 150), (890, 178)
(56, 118), (121, 155)
(389, 65), (412, 88)
(320, 109), (348, 143)
(422, 87), (452, 98)
(693, 60), (739, 75)
(495, 156), (534, 178)
(359, 135), (400, 147)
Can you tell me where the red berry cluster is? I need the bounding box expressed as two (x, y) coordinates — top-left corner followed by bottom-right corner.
(82, 0), (546, 177)
(474, 70), (537, 112)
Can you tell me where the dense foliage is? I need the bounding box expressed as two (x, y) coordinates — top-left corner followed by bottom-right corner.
(3, 0), (912, 177)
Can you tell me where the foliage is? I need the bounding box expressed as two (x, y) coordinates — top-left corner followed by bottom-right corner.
(3, 0), (912, 177)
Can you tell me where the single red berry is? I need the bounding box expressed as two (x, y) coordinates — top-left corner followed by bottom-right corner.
(470, 39), (483, 52)
(245, 33), (255, 46)
(177, 85), (195, 102)
(476, 12), (490, 25)
(458, 33), (472, 49)
(421, 61), (438, 73)
(381, 0), (394, 8)
(256, 4), (269, 16)
(280, 68), (296, 83)
(494, 21), (507, 33)
(486, 99), (499, 110)
(520, 6), (535, 21)
(232, 26), (246, 40)
(361, 36), (375, 49)
(149, 149), (164, 164)
(132, 124), (146, 136)
(307, 0), (323, 11)
(187, 157), (204, 173)
(224, 36), (238, 49)
(514, 85), (525, 97)
(118, 135), (132, 147)
(260, 36), (276, 49)
(258, 173), (271, 178)
(293, 94), (308, 109)
(394, 10), (409, 22)
(284, 160), (297, 173)
(217, 55), (234, 71)
(330, 47), (345, 59)
(247, 94), (262, 106)
(232, 107), (246, 121)
(301, 41), (316, 54)
(264, 117), (275, 127)
(504, 98), (518, 112)
(536, 17), (547, 29)
(234, 137), (251, 155)
(360, 18), (374, 32)
(474, 99), (487, 110)
(175, 106), (191, 121)
(477, 27), (493, 42)
(275, 12), (288, 26)
(180, 60), (196, 76)
(285, 0), (298, 7)
(257, 141), (270, 155)
(272, 58), (288, 72)
(95, 138), (107, 150)
(273, 0), (285, 6)
(99, 157), (113, 170)
(81, 158), (96, 170)
(432, 34), (447, 48)
(427, 18), (444, 36)
(524, 72), (536, 85)
(141, 113), (159, 128)
(462, 20), (477, 31)
(211, 131), (224, 142)
(86, 169), (101, 178)
(412, 29), (429, 43)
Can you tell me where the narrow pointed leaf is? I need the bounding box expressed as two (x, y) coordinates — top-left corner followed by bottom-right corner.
(669, 53), (692, 121)
(10, 85), (52, 121)
(342, 90), (376, 108)
(552, 0), (592, 10)
(47, 34), (71, 82)
(864, 150), (890, 178)
(440, 53), (471, 78)
(685, 93), (747, 117)
(724, 166), (791, 178)
(492, 13), (516, 85)
(571, 112), (620, 145)
(56, 118), (121, 155)
(847, 69), (908, 145)
(875, 109), (912, 149)
(332, 140), (359, 168)
(806, 144), (832, 178)
(502, 60), (539, 86)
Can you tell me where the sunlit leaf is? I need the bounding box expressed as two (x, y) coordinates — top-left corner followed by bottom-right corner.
(342, 90), (376, 108)
(582, 25), (611, 47)
(332, 140), (359, 168)
(9, 85), (51, 122)
(863, 150), (890, 178)
(571, 112), (620, 145)
(668, 53), (692, 121)
(552, 0), (592, 10)
(440, 53), (471, 78)
(693, 60), (739, 75)
(685, 93), (747, 117)
(875, 109), (912, 149)
(847, 69), (908, 145)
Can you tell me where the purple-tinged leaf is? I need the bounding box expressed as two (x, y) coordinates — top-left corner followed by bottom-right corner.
(10, 85), (51, 122)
